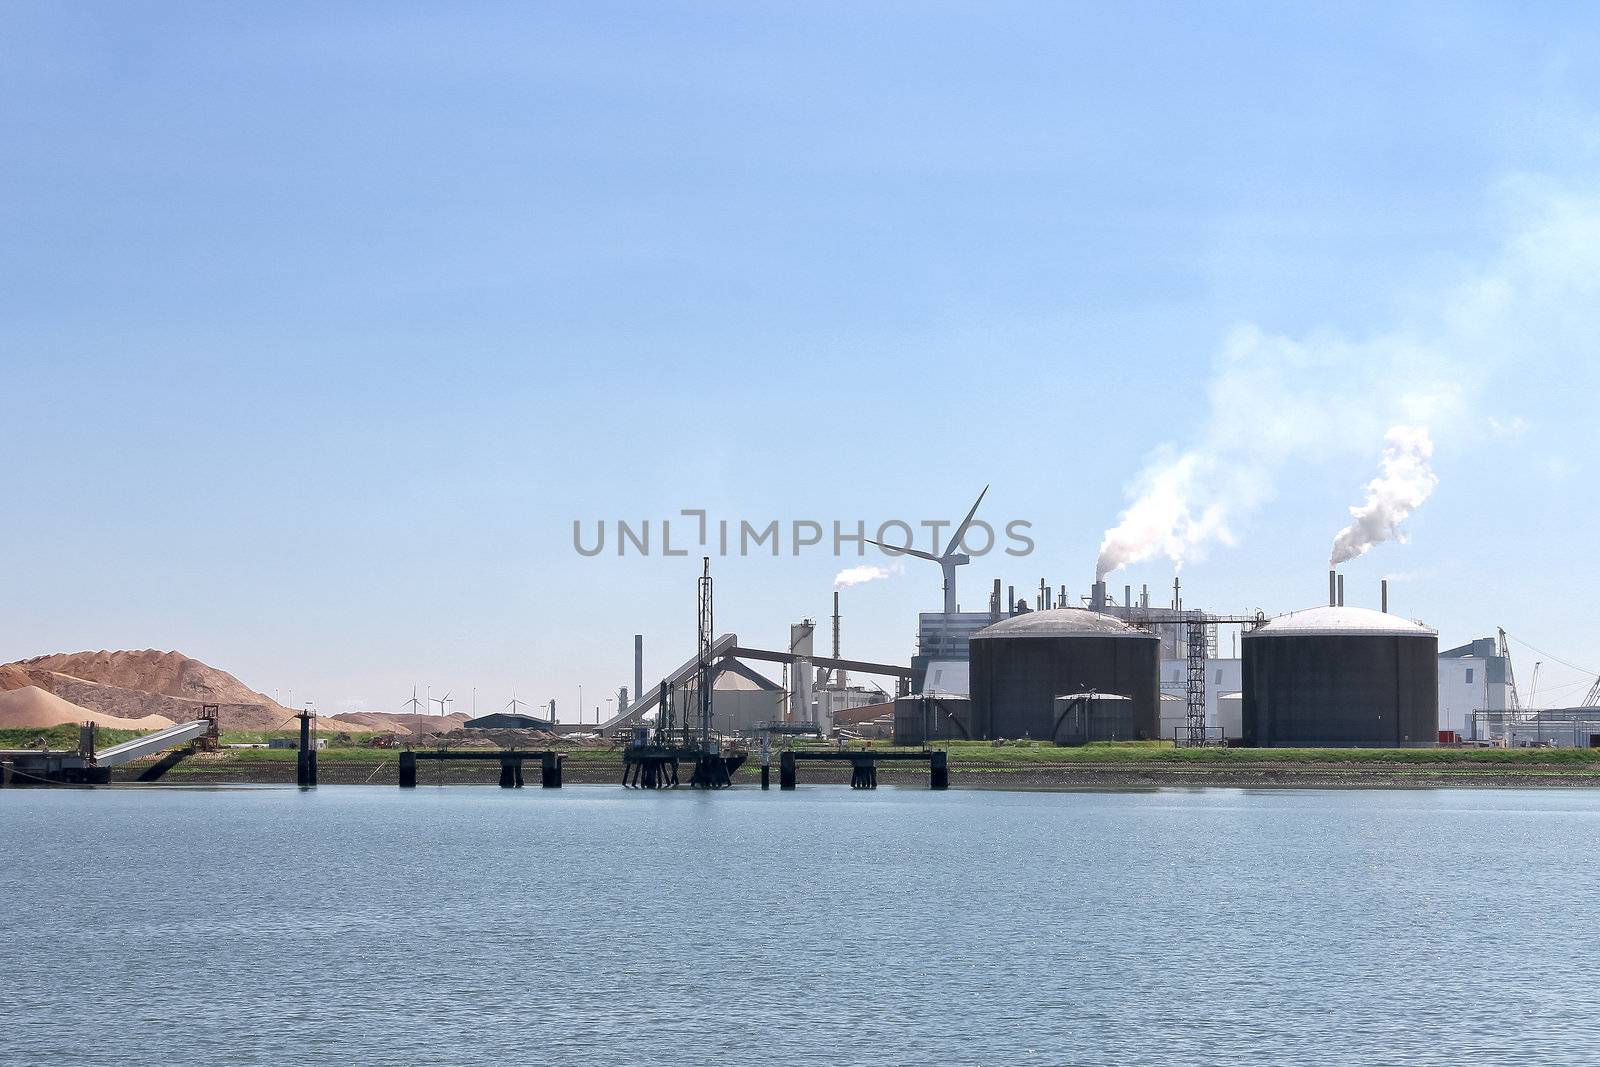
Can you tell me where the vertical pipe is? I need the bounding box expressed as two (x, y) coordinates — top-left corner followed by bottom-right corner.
(633, 635), (643, 709)
(1125, 585), (1132, 613)
(1329, 569), (1337, 607)
(832, 591), (841, 659)
(1337, 573), (1345, 607)
(1007, 585), (1015, 614)
(1381, 579), (1389, 613)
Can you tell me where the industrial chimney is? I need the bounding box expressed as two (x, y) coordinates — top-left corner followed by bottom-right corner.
(1337, 573), (1345, 607)
(1091, 581), (1107, 612)
(1329, 570), (1337, 607)
(1381, 579), (1389, 614)
(633, 635), (643, 708)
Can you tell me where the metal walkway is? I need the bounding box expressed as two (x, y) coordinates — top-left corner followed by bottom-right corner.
(92, 719), (214, 768)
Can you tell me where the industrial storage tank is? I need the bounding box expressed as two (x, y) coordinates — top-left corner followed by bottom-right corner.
(1242, 606), (1438, 747)
(969, 609), (1160, 742)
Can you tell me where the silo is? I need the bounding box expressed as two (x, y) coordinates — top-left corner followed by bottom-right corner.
(1242, 606), (1438, 747)
(969, 608), (1160, 742)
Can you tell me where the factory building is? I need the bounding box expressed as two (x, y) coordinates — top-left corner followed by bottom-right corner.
(671, 659), (784, 737)
(910, 611), (994, 695)
(813, 680), (891, 730)
(1242, 606), (1438, 747)
(969, 608), (1161, 742)
(1437, 637), (1511, 738)
(1160, 657), (1242, 740)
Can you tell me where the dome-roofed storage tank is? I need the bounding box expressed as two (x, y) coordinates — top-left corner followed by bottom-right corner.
(969, 608), (1160, 742)
(1242, 606), (1438, 747)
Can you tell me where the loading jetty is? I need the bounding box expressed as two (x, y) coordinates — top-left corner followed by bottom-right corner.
(400, 748), (566, 788)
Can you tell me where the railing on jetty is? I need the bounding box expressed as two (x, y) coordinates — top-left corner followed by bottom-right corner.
(399, 749), (564, 788)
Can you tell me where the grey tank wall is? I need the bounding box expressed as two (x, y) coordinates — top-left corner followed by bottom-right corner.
(970, 635), (1160, 741)
(1242, 634), (1439, 747)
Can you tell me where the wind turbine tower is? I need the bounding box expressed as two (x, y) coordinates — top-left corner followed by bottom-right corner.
(867, 486), (988, 615)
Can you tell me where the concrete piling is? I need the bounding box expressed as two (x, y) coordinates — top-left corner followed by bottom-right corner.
(779, 751), (796, 790)
(541, 752), (562, 788)
(930, 750), (949, 790)
(399, 750), (417, 788)
(295, 712), (317, 788)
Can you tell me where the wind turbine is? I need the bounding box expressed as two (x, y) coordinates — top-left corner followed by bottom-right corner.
(867, 486), (988, 616)
(506, 694), (529, 715)
(402, 686), (424, 715)
(430, 691), (453, 717)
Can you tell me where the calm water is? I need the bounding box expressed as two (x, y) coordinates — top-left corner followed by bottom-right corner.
(4, 784), (1598, 1066)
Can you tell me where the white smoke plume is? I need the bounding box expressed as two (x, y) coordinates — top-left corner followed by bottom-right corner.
(834, 563), (902, 588)
(1329, 426), (1438, 566)
(1094, 325), (1456, 581)
(1096, 187), (1600, 582)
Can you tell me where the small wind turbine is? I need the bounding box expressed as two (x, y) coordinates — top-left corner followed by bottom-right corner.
(430, 691), (453, 717)
(402, 686), (424, 715)
(506, 693), (529, 715)
(866, 486), (988, 616)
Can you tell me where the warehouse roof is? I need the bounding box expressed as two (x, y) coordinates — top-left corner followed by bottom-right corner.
(972, 608), (1156, 640)
(1246, 605), (1437, 638)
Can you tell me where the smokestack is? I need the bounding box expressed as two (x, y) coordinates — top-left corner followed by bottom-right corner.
(1091, 581), (1107, 611)
(1141, 583), (1149, 609)
(1381, 579), (1389, 613)
(1007, 584), (1015, 616)
(1058, 585), (1066, 609)
(990, 578), (1001, 621)
(1125, 584), (1132, 612)
(831, 591), (841, 659)
(1038, 578), (1047, 610)
(1337, 573), (1345, 607)
(634, 635), (643, 707)
(1329, 570), (1337, 607)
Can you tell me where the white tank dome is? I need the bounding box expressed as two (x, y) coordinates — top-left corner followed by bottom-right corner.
(1245, 605), (1436, 639)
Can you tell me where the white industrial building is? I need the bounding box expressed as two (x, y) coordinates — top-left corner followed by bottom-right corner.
(1437, 637), (1511, 738)
(1160, 658), (1242, 741)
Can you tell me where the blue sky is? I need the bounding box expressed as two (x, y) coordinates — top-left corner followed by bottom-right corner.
(4, 3), (1599, 717)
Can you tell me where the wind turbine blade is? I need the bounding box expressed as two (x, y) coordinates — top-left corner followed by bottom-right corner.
(864, 537), (940, 563)
(944, 485), (989, 559)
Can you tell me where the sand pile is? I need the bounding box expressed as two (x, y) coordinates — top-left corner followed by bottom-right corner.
(1, 650), (295, 732)
(0, 664), (33, 692)
(18, 649), (274, 705)
(0, 686), (176, 731)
